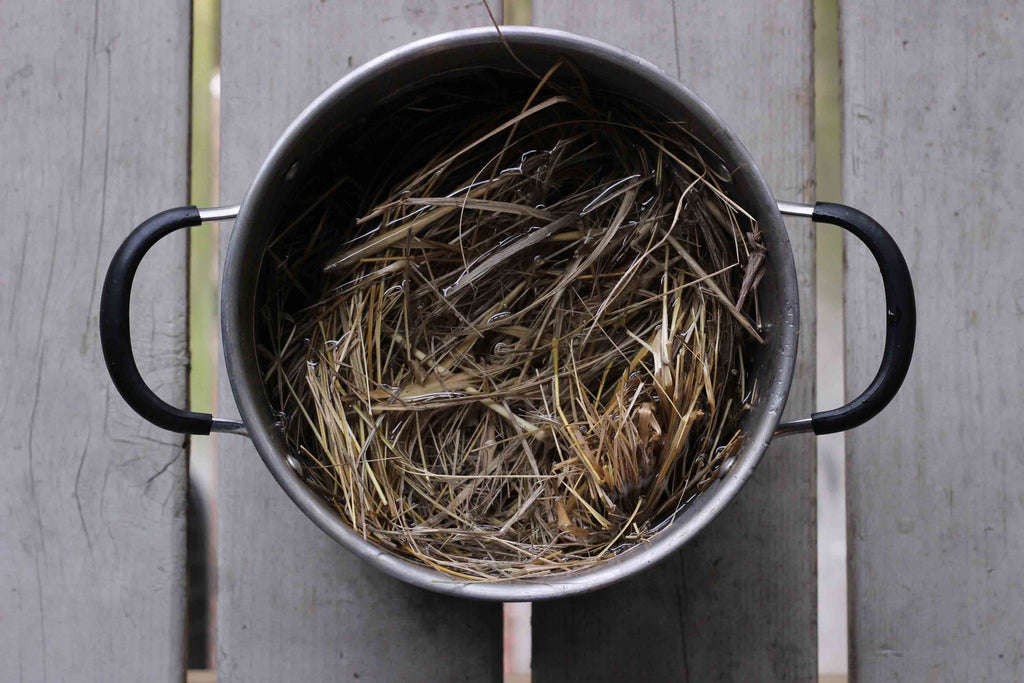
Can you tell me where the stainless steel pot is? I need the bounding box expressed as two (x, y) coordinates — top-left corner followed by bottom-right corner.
(101, 27), (915, 601)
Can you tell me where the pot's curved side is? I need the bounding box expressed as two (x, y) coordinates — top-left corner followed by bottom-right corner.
(221, 26), (799, 601)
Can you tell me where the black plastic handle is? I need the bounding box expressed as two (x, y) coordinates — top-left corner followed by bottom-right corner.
(99, 206), (213, 435)
(810, 202), (916, 435)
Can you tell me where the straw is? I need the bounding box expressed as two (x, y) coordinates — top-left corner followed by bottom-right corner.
(256, 62), (766, 580)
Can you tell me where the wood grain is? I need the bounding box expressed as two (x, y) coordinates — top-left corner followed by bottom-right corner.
(841, 1), (1024, 679)
(530, 1), (818, 680)
(0, 0), (191, 680)
(216, 3), (503, 681)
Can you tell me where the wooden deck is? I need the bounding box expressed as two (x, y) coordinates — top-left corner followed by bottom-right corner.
(2, 0), (1021, 680)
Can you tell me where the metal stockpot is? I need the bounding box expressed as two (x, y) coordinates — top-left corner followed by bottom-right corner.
(100, 27), (915, 600)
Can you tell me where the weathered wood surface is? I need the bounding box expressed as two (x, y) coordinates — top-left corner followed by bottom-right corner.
(216, 3), (503, 681)
(841, 1), (1024, 679)
(0, 1), (191, 681)
(529, 2), (818, 680)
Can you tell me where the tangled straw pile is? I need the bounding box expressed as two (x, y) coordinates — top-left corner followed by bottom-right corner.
(258, 62), (766, 580)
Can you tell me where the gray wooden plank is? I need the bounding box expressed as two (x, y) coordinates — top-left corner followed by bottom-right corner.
(215, 3), (503, 681)
(841, 2), (1024, 679)
(0, 1), (191, 681)
(530, 2), (818, 680)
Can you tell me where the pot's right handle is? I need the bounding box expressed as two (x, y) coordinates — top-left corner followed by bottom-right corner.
(776, 201), (916, 436)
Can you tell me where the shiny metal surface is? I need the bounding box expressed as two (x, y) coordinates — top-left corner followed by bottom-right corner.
(210, 417), (248, 436)
(196, 200), (245, 434)
(198, 204), (241, 221)
(775, 417), (814, 436)
(777, 200), (815, 217)
(219, 27), (802, 601)
(774, 200), (816, 435)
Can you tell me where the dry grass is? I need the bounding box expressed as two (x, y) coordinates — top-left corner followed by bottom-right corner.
(257, 61), (765, 580)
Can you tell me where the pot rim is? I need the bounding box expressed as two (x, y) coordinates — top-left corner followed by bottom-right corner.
(221, 25), (799, 601)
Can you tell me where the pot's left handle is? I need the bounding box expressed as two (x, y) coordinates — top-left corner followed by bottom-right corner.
(100, 204), (246, 436)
